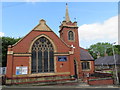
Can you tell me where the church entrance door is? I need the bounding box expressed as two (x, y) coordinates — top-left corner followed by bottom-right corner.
(74, 60), (78, 79)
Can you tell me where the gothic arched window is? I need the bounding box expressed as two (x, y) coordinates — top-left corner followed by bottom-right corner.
(68, 31), (74, 40)
(31, 37), (54, 73)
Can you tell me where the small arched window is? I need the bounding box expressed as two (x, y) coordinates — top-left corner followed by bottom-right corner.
(68, 31), (74, 40)
(31, 37), (54, 73)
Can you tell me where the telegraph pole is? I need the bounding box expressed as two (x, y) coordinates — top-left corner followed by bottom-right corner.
(112, 42), (119, 85)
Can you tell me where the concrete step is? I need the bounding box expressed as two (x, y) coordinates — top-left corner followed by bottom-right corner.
(77, 79), (83, 82)
(76, 79), (89, 86)
(78, 82), (89, 86)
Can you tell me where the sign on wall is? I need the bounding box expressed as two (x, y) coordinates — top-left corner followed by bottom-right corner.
(58, 56), (67, 62)
(16, 66), (28, 75)
(0, 67), (6, 75)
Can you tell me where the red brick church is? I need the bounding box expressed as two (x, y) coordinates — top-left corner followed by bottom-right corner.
(6, 4), (95, 84)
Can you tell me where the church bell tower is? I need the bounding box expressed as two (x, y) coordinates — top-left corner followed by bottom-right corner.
(59, 3), (79, 48)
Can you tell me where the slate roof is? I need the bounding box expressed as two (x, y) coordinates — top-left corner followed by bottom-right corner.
(80, 48), (94, 61)
(95, 54), (120, 65)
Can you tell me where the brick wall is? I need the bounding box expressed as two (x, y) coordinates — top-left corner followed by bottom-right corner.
(5, 74), (75, 85)
(88, 78), (114, 85)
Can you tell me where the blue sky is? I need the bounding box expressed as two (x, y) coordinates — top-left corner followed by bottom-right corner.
(2, 2), (118, 48)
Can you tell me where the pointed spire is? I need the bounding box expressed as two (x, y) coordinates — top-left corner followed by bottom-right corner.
(65, 3), (70, 22)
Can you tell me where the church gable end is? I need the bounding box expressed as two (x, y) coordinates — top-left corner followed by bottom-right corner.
(10, 19), (70, 53)
(34, 19), (52, 31)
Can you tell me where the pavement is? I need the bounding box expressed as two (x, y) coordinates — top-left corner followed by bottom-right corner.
(1, 83), (120, 88)
(1, 85), (120, 90)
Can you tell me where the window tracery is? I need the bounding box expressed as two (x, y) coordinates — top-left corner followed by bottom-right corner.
(31, 37), (54, 73)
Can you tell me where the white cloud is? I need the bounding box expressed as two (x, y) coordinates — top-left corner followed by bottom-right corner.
(0, 32), (4, 37)
(78, 15), (118, 46)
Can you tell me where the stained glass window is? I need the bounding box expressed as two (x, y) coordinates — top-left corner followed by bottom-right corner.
(31, 37), (54, 73)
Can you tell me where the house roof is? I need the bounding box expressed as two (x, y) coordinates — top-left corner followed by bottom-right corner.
(95, 54), (120, 65)
(80, 48), (94, 61)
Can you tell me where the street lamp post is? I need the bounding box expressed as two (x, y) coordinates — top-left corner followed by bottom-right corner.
(111, 42), (119, 85)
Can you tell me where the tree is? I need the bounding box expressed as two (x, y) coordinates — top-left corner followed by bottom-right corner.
(114, 45), (120, 55)
(1, 37), (21, 67)
(87, 42), (120, 59)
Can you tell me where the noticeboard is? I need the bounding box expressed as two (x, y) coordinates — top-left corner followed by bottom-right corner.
(16, 66), (28, 75)
(58, 56), (67, 62)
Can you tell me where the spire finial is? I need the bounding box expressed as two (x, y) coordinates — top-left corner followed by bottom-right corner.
(65, 3), (70, 22)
